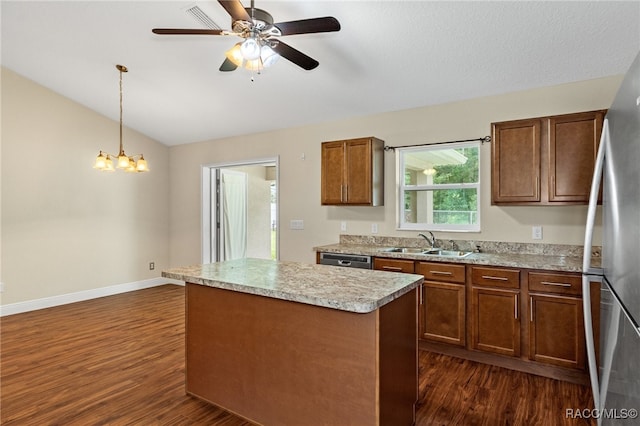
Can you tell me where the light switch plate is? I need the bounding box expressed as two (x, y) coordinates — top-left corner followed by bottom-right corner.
(371, 223), (378, 234)
(290, 219), (304, 230)
(340, 221), (347, 231)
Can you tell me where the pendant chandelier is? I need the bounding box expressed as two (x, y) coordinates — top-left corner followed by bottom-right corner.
(93, 64), (149, 173)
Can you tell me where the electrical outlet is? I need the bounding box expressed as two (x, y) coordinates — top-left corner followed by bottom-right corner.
(532, 226), (543, 240)
(149, 262), (155, 271)
(340, 221), (347, 232)
(371, 223), (378, 234)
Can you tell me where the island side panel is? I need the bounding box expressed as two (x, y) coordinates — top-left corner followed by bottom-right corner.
(379, 288), (419, 426)
(185, 283), (379, 426)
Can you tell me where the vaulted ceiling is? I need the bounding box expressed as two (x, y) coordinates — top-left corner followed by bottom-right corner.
(2, 1), (639, 146)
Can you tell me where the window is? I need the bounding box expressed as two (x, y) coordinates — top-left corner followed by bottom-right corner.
(397, 141), (480, 232)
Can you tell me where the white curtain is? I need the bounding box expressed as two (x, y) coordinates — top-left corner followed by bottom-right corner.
(220, 170), (247, 261)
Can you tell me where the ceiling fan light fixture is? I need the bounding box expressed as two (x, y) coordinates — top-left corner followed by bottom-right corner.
(225, 43), (245, 67)
(260, 44), (279, 68)
(240, 37), (261, 60)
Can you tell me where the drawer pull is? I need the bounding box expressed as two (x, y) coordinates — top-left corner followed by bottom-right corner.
(430, 271), (453, 276)
(541, 281), (572, 288)
(382, 266), (403, 272)
(482, 275), (509, 281)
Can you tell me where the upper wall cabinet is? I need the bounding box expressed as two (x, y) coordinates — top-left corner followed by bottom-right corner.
(491, 110), (606, 205)
(321, 137), (384, 206)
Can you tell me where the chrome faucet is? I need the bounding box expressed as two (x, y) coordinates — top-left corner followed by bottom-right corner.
(418, 232), (437, 248)
(449, 239), (458, 251)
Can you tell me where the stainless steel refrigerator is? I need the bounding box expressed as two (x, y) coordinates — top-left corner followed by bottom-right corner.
(583, 50), (640, 425)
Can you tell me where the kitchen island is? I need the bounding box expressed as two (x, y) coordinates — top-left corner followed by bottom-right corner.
(162, 258), (424, 426)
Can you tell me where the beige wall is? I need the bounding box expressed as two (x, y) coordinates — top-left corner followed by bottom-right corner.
(1, 68), (170, 305)
(169, 76), (620, 267)
(2, 67), (620, 305)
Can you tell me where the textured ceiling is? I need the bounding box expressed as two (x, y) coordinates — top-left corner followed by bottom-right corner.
(2, 1), (639, 146)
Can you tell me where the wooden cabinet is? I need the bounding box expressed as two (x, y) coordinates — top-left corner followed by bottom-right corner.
(415, 262), (466, 346)
(492, 119), (542, 203)
(491, 110), (605, 205)
(373, 257), (415, 273)
(470, 266), (521, 357)
(528, 272), (586, 369)
(321, 137), (384, 206)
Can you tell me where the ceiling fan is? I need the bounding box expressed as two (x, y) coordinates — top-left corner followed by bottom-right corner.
(152, 0), (341, 72)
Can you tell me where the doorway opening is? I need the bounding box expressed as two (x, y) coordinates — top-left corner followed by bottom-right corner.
(202, 158), (278, 263)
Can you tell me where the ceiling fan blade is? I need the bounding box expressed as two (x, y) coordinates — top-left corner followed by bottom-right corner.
(274, 17), (340, 36)
(217, 0), (251, 22)
(271, 41), (319, 71)
(219, 58), (238, 72)
(152, 28), (224, 35)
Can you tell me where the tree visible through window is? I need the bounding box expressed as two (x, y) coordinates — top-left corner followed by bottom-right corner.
(398, 141), (480, 231)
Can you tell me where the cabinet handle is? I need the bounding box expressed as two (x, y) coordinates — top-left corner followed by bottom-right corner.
(541, 281), (572, 287)
(340, 185), (344, 203)
(431, 271), (453, 276)
(514, 294), (519, 319)
(482, 275), (508, 281)
(530, 296), (534, 322)
(419, 284), (423, 305)
(382, 266), (403, 272)
(345, 185), (348, 201)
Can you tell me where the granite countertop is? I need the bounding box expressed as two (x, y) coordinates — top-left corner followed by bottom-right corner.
(314, 239), (599, 273)
(162, 258), (423, 314)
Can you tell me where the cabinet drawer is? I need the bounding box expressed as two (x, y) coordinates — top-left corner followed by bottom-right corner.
(471, 266), (520, 289)
(374, 258), (415, 273)
(415, 262), (465, 284)
(528, 272), (581, 296)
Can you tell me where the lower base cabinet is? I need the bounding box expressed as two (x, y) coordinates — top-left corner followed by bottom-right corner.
(470, 286), (521, 357)
(527, 271), (587, 370)
(321, 253), (595, 383)
(415, 261), (466, 347)
(421, 281), (466, 346)
(469, 266), (522, 358)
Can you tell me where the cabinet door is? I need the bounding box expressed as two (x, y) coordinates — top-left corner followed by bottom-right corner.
(492, 119), (541, 203)
(321, 141), (346, 205)
(548, 111), (605, 202)
(420, 281), (465, 346)
(529, 293), (585, 369)
(470, 287), (521, 357)
(344, 139), (372, 204)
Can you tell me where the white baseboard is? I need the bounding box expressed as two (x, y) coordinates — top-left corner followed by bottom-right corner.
(0, 277), (185, 317)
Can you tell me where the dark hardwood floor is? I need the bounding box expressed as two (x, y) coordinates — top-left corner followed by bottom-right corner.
(1, 285), (594, 425)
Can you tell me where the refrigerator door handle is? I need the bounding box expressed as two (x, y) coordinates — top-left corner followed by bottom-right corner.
(582, 118), (609, 413)
(583, 118), (608, 274)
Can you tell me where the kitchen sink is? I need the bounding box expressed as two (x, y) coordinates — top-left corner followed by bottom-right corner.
(378, 247), (472, 258)
(423, 249), (473, 258)
(379, 247), (428, 254)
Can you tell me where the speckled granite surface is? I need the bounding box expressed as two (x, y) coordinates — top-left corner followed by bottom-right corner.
(162, 258), (423, 314)
(314, 235), (601, 273)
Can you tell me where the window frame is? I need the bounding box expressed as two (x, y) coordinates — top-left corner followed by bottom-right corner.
(396, 141), (481, 232)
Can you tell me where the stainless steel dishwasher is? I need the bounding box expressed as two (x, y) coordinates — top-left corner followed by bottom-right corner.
(319, 252), (372, 269)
